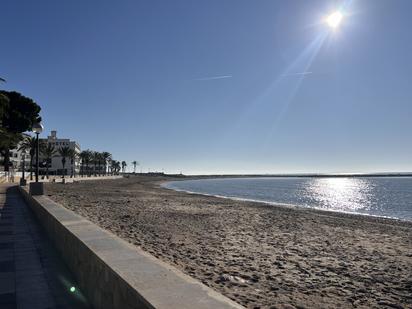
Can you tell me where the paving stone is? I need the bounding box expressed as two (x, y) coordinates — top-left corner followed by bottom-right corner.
(0, 250), (13, 262)
(0, 243), (13, 250)
(0, 261), (14, 273)
(0, 235), (14, 243)
(0, 292), (16, 308)
(0, 222), (13, 227)
(0, 231), (13, 236)
(0, 272), (15, 294)
(0, 185), (91, 309)
(0, 225), (13, 230)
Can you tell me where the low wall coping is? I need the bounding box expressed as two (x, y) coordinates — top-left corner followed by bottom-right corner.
(18, 186), (243, 309)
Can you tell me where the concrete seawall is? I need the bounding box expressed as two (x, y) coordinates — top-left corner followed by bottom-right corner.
(18, 186), (243, 309)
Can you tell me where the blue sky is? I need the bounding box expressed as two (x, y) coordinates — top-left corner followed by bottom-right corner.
(1, 0), (411, 174)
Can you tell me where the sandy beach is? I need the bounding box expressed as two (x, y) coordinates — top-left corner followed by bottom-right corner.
(45, 176), (412, 309)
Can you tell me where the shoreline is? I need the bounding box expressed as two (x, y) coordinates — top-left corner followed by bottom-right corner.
(45, 176), (412, 308)
(161, 178), (412, 225)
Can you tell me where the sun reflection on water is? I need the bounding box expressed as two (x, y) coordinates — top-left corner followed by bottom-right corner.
(306, 178), (372, 212)
(166, 177), (412, 220)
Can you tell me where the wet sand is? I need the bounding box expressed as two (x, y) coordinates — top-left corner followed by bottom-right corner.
(45, 176), (412, 309)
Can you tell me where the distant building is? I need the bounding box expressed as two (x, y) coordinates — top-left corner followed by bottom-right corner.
(1, 130), (82, 176)
(39, 130), (81, 175)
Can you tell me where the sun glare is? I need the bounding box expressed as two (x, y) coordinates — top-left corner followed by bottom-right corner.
(326, 11), (343, 29)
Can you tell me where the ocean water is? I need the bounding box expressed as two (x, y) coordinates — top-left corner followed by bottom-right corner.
(164, 177), (412, 221)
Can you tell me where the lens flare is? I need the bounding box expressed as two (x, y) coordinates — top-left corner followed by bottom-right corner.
(70, 286), (76, 293)
(326, 11), (343, 29)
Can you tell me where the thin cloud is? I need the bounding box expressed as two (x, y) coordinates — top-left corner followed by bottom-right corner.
(281, 71), (313, 77)
(194, 75), (233, 81)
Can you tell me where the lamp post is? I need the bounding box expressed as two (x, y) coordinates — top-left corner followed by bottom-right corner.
(32, 122), (43, 182)
(29, 122), (44, 195)
(19, 149), (27, 186)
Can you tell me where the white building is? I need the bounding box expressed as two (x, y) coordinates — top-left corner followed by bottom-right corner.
(39, 130), (81, 176)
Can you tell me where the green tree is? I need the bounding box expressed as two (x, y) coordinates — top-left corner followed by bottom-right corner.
(79, 150), (89, 176)
(0, 92), (8, 126)
(132, 160), (138, 173)
(0, 91), (41, 171)
(101, 151), (111, 175)
(86, 150), (93, 176)
(58, 146), (71, 178)
(79, 150), (93, 176)
(121, 161), (127, 173)
(68, 149), (78, 178)
(112, 160), (121, 175)
(1, 131), (21, 167)
(0, 79), (7, 128)
(91, 151), (100, 176)
(18, 136), (37, 180)
(97, 152), (104, 176)
(41, 143), (56, 179)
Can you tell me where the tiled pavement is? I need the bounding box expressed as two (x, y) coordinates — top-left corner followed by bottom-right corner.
(0, 185), (90, 309)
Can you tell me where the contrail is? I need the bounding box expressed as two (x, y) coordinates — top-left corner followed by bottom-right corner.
(281, 71), (313, 77)
(194, 75), (232, 81)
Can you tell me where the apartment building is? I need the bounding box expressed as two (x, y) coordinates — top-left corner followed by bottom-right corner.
(39, 130), (81, 175)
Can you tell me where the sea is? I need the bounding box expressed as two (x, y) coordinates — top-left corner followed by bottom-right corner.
(163, 177), (412, 221)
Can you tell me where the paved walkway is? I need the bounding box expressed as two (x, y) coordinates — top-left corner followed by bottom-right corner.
(0, 185), (91, 309)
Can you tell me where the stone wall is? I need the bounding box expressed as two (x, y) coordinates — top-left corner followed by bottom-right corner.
(18, 186), (243, 309)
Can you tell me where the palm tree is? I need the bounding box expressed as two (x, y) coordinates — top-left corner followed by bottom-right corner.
(91, 151), (100, 176)
(68, 149), (78, 178)
(58, 146), (71, 178)
(101, 152), (111, 175)
(79, 151), (85, 176)
(108, 158), (113, 175)
(41, 143), (56, 179)
(97, 152), (104, 176)
(131, 161), (139, 173)
(79, 150), (89, 176)
(79, 150), (92, 176)
(109, 160), (114, 174)
(121, 161), (127, 173)
(112, 160), (121, 175)
(18, 136), (37, 180)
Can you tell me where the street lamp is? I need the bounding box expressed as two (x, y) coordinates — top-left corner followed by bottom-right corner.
(30, 122), (44, 195)
(19, 149), (27, 186)
(32, 122), (43, 182)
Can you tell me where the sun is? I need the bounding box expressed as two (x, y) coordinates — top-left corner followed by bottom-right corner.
(326, 11), (343, 29)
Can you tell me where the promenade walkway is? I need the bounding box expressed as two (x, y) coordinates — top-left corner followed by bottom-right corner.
(0, 184), (90, 309)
